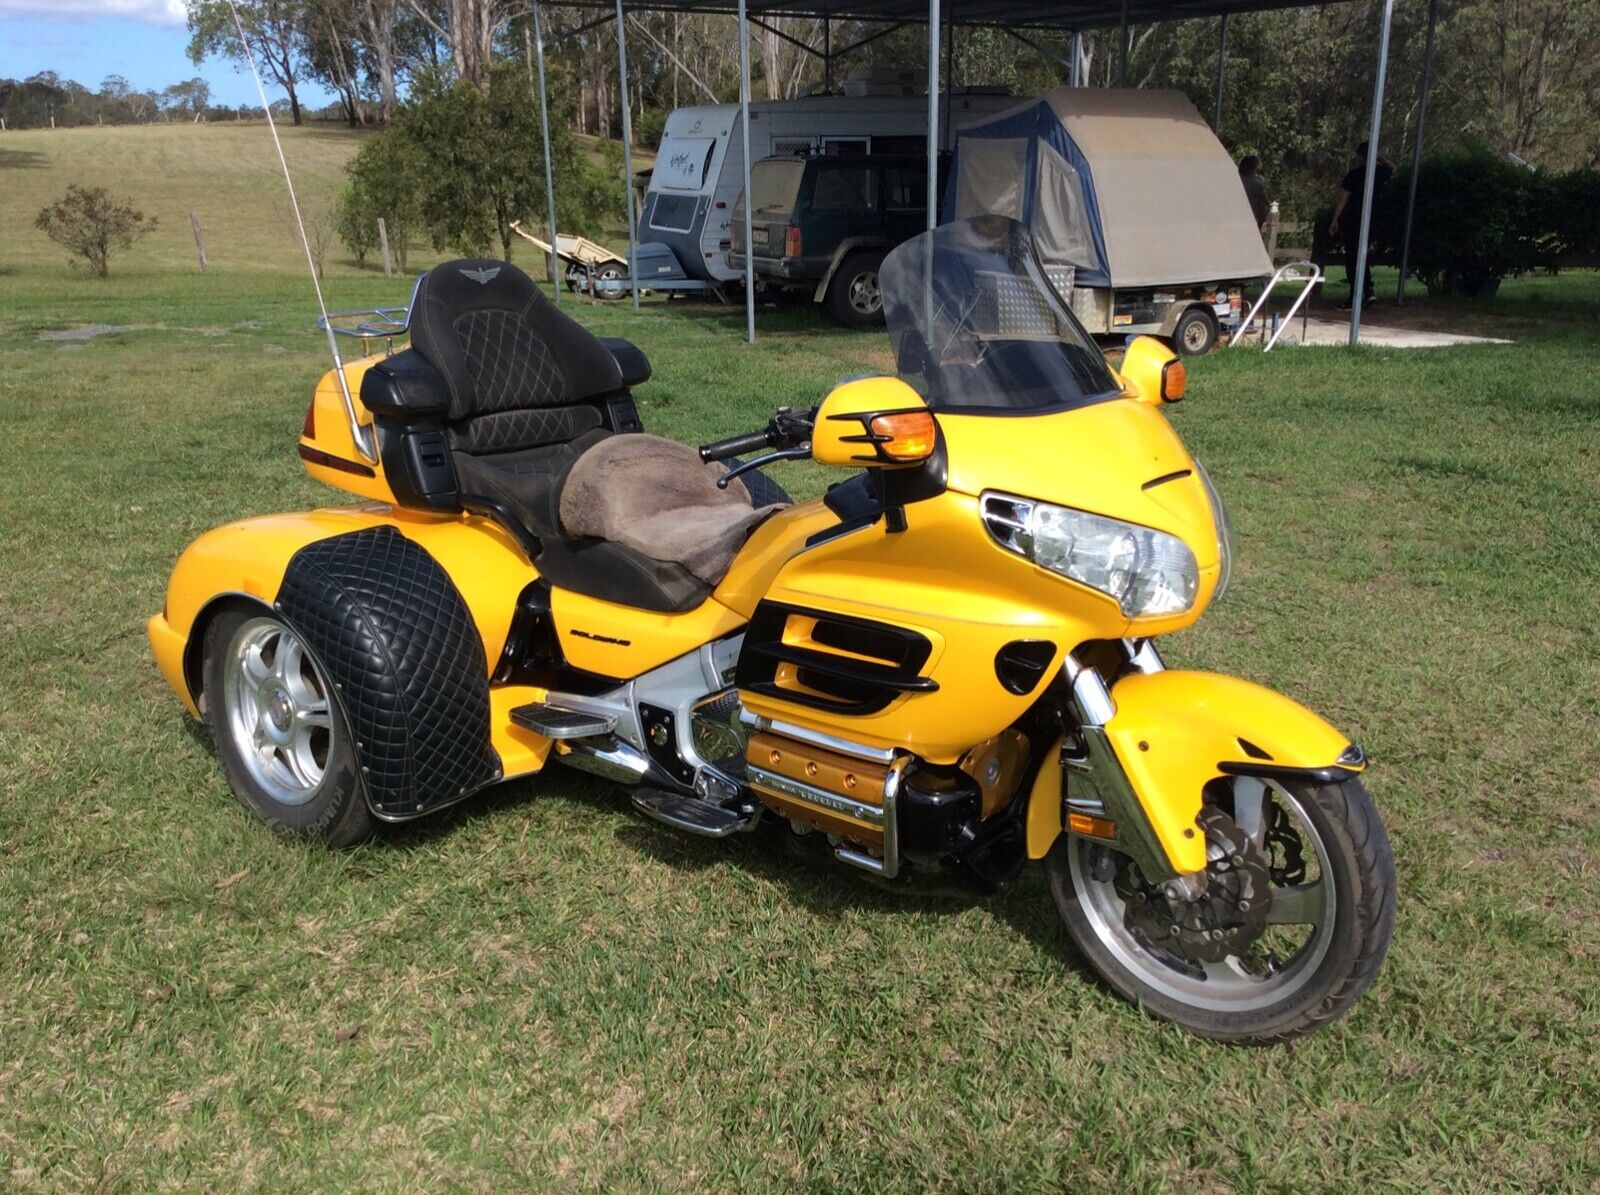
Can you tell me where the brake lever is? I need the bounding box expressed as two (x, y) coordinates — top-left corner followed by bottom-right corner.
(716, 444), (812, 490)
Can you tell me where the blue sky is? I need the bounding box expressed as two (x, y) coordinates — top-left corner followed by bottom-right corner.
(1, 1), (336, 107)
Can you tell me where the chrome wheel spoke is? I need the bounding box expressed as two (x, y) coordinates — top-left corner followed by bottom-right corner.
(241, 641), (273, 690)
(1265, 880), (1326, 925)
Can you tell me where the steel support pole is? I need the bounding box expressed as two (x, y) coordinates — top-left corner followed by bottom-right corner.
(615, 0), (639, 311)
(927, 0), (940, 234)
(531, 6), (560, 305)
(925, 0), (941, 338)
(1118, 0), (1129, 86)
(823, 19), (831, 91)
(738, 0), (756, 343)
(1071, 31), (1083, 86)
(1213, 13), (1228, 130)
(1396, 0), (1438, 305)
(1349, 0), (1394, 346)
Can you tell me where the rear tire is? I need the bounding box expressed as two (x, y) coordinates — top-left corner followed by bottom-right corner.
(1047, 776), (1395, 1043)
(203, 606), (372, 848)
(1171, 305), (1218, 356)
(824, 251), (886, 328)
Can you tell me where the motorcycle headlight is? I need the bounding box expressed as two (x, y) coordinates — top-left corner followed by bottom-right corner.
(1194, 460), (1235, 602)
(981, 492), (1198, 617)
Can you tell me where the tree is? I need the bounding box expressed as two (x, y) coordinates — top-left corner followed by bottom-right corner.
(343, 127), (423, 269)
(403, 62), (554, 259)
(188, 0), (309, 125)
(35, 185), (158, 278)
(334, 182), (380, 264)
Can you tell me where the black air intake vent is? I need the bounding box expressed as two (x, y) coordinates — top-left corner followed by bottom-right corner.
(735, 601), (936, 716)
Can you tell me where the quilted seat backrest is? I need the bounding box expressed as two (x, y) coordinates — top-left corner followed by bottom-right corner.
(409, 258), (625, 456)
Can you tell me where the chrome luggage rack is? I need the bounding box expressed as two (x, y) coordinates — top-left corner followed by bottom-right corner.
(316, 274), (424, 355)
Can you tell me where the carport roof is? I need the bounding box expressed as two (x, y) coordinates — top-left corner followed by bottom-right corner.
(585, 0), (1326, 31)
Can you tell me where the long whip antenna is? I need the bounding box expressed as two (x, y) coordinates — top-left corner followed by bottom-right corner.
(226, 0), (376, 462)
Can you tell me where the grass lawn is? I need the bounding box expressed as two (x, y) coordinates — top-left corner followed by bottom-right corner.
(2, 124), (1599, 1190)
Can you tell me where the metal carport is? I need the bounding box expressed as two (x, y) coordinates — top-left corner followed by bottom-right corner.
(527, 0), (1436, 346)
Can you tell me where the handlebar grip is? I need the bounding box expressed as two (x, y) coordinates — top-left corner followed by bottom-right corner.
(699, 430), (774, 463)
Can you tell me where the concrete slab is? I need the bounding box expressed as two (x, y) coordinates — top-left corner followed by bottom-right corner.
(1260, 315), (1512, 349)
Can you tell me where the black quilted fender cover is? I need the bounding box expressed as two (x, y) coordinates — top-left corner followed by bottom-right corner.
(275, 525), (502, 818)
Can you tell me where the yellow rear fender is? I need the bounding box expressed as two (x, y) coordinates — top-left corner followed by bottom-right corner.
(1026, 669), (1362, 878)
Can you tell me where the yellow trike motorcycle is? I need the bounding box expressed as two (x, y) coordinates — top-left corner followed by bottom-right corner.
(150, 217), (1394, 1042)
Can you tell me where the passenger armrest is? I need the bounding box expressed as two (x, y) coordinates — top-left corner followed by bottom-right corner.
(360, 349), (451, 421)
(599, 337), (652, 389)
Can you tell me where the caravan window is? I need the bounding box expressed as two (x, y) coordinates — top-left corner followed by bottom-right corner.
(657, 137), (717, 191)
(1034, 141), (1102, 274)
(873, 135), (926, 156)
(810, 165), (876, 213)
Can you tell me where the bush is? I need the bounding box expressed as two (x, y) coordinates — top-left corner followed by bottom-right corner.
(334, 184), (378, 267)
(1539, 167), (1600, 260)
(34, 184), (157, 278)
(1368, 149), (1541, 296)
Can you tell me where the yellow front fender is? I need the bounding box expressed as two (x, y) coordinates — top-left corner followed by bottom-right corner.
(1026, 669), (1360, 874)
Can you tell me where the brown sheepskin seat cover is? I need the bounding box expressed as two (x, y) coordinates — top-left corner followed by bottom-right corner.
(558, 434), (785, 585)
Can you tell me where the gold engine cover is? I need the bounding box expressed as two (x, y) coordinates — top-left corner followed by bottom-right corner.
(744, 731), (890, 847)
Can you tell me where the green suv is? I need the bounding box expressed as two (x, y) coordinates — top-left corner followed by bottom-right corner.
(730, 153), (946, 328)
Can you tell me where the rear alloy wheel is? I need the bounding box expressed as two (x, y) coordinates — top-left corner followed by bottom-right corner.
(1047, 775), (1395, 1043)
(824, 251), (886, 328)
(1172, 305), (1218, 356)
(204, 607), (372, 847)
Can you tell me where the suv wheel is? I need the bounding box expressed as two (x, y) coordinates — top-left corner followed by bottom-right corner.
(824, 251), (886, 328)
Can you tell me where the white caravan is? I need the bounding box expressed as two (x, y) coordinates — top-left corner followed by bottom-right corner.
(640, 70), (1014, 285)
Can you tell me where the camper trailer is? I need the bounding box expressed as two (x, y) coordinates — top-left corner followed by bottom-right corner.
(640, 70), (1013, 285)
(950, 88), (1273, 355)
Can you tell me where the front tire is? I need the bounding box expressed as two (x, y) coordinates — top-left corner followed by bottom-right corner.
(1047, 775), (1395, 1043)
(203, 607), (372, 847)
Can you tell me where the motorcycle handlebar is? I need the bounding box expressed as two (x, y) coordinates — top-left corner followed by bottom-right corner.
(699, 429), (776, 463)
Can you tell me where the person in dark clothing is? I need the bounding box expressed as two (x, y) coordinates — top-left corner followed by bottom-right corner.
(1329, 140), (1394, 308)
(1238, 155), (1269, 231)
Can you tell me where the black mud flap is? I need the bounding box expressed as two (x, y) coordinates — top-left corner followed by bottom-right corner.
(276, 525), (501, 819)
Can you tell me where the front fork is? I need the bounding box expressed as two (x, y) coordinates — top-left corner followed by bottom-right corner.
(1059, 641), (1209, 898)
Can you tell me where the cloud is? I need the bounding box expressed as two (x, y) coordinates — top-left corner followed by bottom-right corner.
(0, 0), (188, 26)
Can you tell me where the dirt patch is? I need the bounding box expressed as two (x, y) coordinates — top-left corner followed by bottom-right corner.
(37, 324), (134, 342)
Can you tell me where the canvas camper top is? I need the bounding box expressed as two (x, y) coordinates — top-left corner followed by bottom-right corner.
(953, 87), (1272, 290)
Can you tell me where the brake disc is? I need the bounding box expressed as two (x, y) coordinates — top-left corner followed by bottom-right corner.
(1116, 807), (1272, 964)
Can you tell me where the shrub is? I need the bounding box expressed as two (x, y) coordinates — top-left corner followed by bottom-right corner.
(334, 183), (378, 266)
(34, 184), (158, 278)
(1369, 149), (1541, 296)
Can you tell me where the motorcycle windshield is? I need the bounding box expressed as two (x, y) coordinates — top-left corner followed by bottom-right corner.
(881, 216), (1120, 415)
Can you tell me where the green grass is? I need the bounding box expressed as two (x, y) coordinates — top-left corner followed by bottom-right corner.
(3, 126), (1600, 1191)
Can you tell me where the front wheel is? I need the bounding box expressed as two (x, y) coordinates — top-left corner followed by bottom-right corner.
(1047, 775), (1395, 1043)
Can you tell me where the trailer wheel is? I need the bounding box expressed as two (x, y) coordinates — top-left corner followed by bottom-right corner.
(824, 251), (886, 328)
(1171, 306), (1218, 356)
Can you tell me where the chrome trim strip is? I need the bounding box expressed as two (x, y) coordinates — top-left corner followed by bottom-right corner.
(745, 763), (885, 825)
(757, 717), (898, 764)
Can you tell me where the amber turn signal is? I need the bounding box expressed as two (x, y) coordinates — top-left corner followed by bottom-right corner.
(1160, 360), (1186, 402)
(1067, 811), (1118, 841)
(868, 410), (937, 462)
